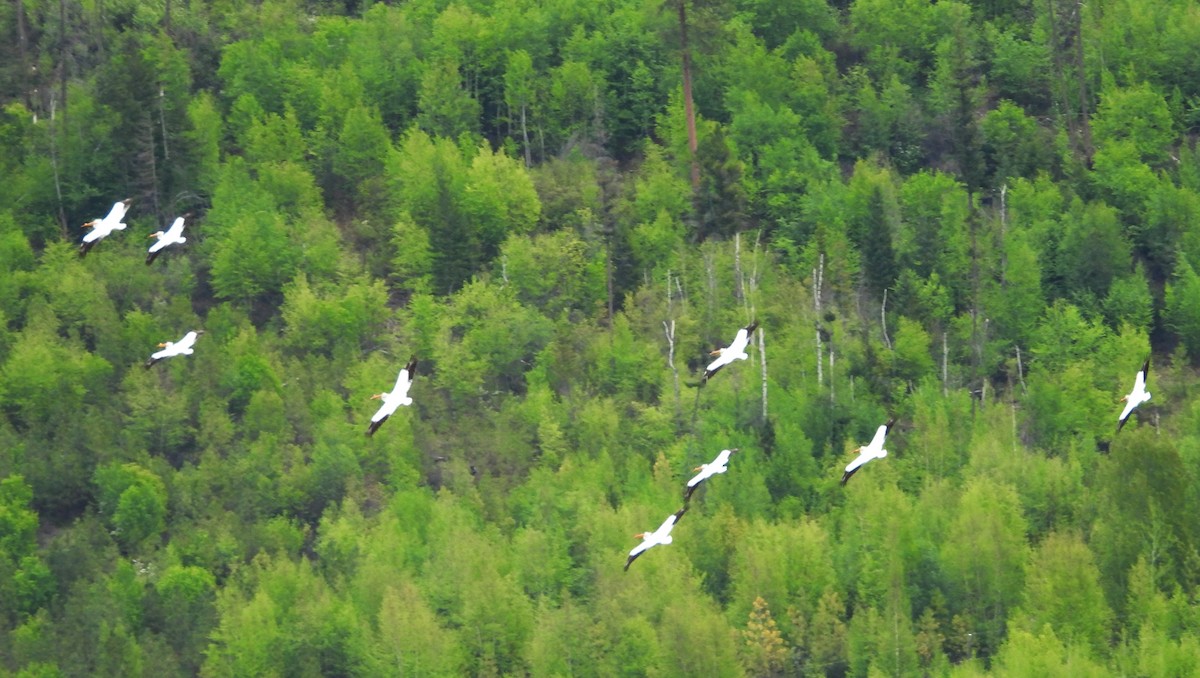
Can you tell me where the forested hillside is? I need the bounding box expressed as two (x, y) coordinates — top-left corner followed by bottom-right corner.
(4, 0), (1200, 674)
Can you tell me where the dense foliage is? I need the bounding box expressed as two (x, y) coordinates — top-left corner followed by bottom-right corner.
(3, 0), (1200, 675)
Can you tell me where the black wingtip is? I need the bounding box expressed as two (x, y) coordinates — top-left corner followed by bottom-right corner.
(406, 356), (418, 377)
(366, 415), (388, 437)
(79, 241), (95, 258)
(683, 484), (697, 502)
(145, 251), (159, 266)
(673, 506), (688, 522)
(1142, 358), (1150, 378)
(840, 468), (857, 486)
(745, 321), (759, 333)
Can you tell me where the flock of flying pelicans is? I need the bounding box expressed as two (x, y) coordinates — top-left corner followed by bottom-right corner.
(78, 198), (1157, 571)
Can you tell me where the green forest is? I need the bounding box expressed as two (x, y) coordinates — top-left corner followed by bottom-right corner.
(4, 0), (1200, 674)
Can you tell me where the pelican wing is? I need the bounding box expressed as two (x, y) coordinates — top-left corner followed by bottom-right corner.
(366, 413), (390, 436)
(393, 357), (417, 395)
(729, 321), (758, 354)
(841, 450), (872, 486)
(840, 465), (860, 486)
(164, 216), (186, 240)
(868, 420), (893, 452)
(685, 466), (712, 490)
(104, 200), (129, 224)
(624, 544), (650, 571)
(174, 331), (199, 352)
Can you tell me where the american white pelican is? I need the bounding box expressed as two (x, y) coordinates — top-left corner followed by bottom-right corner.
(366, 357), (417, 437)
(841, 418), (894, 485)
(79, 199), (131, 257)
(146, 215), (188, 265)
(145, 330), (203, 369)
(703, 321), (758, 382)
(624, 507), (687, 571)
(1116, 359), (1151, 433)
(683, 448), (737, 501)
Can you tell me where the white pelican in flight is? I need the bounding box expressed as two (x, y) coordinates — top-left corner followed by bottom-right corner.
(367, 357), (417, 437)
(1117, 359), (1151, 433)
(841, 418), (894, 485)
(625, 507), (686, 571)
(79, 199), (131, 257)
(703, 321), (758, 382)
(145, 330), (203, 369)
(683, 448), (737, 501)
(146, 215), (188, 265)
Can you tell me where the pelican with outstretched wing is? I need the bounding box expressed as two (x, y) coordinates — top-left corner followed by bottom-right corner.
(145, 330), (203, 369)
(703, 321), (758, 382)
(146, 215), (188, 265)
(841, 418), (894, 485)
(625, 507), (687, 571)
(367, 357), (417, 436)
(1116, 359), (1151, 433)
(79, 199), (131, 257)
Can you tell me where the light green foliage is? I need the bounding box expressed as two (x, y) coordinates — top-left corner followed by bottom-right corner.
(417, 58), (482, 140)
(1165, 257), (1200, 359)
(1012, 531), (1112, 656)
(940, 477), (1028, 655)
(93, 463), (168, 551)
(499, 229), (604, 318)
(8, 1), (1200, 674)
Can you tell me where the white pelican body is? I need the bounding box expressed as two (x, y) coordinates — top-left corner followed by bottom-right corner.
(625, 507), (687, 571)
(146, 216), (188, 265)
(367, 357), (417, 436)
(145, 330), (202, 368)
(1117, 359), (1151, 433)
(79, 199), (131, 257)
(684, 448), (737, 501)
(841, 418), (894, 485)
(703, 322), (758, 382)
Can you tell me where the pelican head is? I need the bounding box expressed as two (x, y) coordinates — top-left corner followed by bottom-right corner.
(370, 393), (384, 400)
(155, 342), (168, 348)
(148, 231), (163, 239)
(1120, 395), (1128, 402)
(692, 465), (705, 471)
(709, 348), (723, 357)
(633, 532), (645, 539)
(82, 220), (99, 229)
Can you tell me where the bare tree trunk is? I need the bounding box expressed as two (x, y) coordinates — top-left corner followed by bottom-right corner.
(1015, 345), (1026, 394)
(520, 104), (531, 167)
(676, 0), (700, 191)
(829, 347), (835, 403)
(15, 0), (31, 111)
(59, 0), (68, 115)
(734, 231), (743, 301)
(49, 95), (68, 238)
(814, 253), (824, 388)
(159, 88), (170, 161)
(1072, 1), (1093, 161)
(758, 326), (767, 422)
(665, 270), (681, 421)
(665, 319), (680, 420)
(880, 288), (892, 350)
(942, 331), (949, 396)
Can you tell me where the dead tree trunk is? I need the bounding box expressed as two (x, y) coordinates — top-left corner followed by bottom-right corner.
(676, 0), (700, 192)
